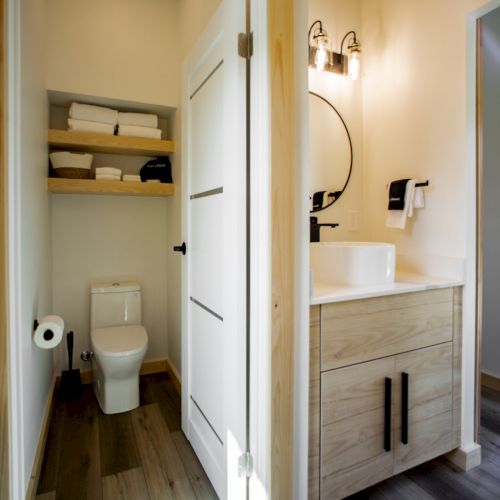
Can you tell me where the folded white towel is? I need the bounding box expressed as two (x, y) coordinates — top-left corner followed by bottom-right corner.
(118, 112), (158, 128)
(68, 118), (115, 135)
(386, 180), (416, 229)
(95, 167), (122, 176)
(69, 102), (118, 126)
(117, 124), (162, 140)
(123, 174), (142, 182)
(96, 174), (121, 181)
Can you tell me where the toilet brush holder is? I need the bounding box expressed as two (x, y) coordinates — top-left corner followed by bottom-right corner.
(59, 331), (83, 401)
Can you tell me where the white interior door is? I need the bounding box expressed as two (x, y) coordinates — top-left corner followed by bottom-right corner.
(181, 2), (247, 498)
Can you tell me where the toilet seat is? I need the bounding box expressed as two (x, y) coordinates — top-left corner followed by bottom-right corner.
(91, 325), (148, 357)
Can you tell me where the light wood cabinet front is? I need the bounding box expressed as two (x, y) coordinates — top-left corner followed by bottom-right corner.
(321, 288), (453, 371)
(321, 358), (394, 499)
(309, 288), (462, 499)
(393, 343), (453, 474)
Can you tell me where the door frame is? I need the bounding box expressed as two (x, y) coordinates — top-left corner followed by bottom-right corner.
(471, 0), (500, 443)
(464, 0), (500, 456)
(0, 0), (9, 496)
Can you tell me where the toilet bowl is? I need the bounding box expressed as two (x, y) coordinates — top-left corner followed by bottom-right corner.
(90, 281), (148, 414)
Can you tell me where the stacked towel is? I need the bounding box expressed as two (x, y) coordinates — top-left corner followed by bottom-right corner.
(117, 124), (162, 140)
(68, 118), (115, 135)
(386, 179), (426, 229)
(123, 174), (142, 182)
(68, 103), (118, 135)
(118, 112), (158, 128)
(95, 167), (121, 181)
(70, 103), (118, 125)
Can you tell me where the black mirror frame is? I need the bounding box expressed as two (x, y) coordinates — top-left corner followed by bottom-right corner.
(309, 91), (353, 213)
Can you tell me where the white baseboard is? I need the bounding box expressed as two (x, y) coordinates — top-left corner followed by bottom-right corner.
(446, 443), (482, 471)
(25, 376), (56, 500)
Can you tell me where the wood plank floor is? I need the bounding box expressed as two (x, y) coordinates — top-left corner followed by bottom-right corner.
(348, 387), (500, 499)
(36, 373), (217, 500)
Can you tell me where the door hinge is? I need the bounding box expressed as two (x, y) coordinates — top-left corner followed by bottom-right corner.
(238, 32), (253, 59)
(238, 452), (253, 478)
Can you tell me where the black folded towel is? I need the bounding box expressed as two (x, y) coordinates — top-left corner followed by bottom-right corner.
(140, 156), (172, 183)
(312, 191), (327, 210)
(388, 179), (410, 210)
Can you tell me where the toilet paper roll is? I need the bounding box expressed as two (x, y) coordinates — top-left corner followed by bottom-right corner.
(34, 315), (64, 349)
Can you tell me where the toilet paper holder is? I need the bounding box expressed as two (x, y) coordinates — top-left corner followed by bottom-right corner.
(33, 319), (54, 341)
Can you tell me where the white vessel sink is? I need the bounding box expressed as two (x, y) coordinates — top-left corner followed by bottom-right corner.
(310, 242), (396, 287)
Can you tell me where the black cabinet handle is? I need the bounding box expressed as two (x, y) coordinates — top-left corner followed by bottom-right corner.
(173, 242), (186, 255)
(402, 372), (409, 445)
(384, 377), (392, 452)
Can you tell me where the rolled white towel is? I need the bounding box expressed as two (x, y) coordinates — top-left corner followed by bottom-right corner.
(117, 124), (162, 140)
(68, 118), (115, 135)
(123, 174), (142, 182)
(118, 112), (158, 128)
(96, 174), (121, 181)
(69, 102), (118, 126)
(95, 167), (122, 176)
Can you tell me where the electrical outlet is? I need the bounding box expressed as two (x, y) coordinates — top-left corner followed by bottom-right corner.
(349, 210), (359, 231)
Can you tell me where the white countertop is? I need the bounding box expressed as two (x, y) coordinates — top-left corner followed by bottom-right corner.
(310, 272), (464, 305)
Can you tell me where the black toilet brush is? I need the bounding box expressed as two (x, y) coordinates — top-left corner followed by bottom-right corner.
(59, 331), (83, 400)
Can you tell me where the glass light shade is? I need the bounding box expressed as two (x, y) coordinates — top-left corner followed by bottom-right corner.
(348, 50), (360, 80)
(315, 37), (329, 71)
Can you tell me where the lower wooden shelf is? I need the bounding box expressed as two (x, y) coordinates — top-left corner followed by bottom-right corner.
(48, 177), (174, 197)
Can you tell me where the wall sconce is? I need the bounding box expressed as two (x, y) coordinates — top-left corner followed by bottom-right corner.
(308, 20), (362, 80)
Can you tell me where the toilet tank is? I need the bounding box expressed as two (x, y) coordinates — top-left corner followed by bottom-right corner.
(90, 281), (142, 330)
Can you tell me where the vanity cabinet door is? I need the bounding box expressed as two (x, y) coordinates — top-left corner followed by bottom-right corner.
(393, 343), (453, 474)
(320, 357), (395, 499)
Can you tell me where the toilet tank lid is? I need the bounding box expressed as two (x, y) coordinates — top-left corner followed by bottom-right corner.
(91, 281), (141, 294)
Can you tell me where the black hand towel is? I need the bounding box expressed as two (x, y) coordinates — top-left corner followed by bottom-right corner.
(312, 191), (326, 210)
(388, 179), (410, 210)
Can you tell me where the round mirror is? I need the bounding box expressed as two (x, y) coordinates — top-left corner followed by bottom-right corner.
(309, 91), (353, 212)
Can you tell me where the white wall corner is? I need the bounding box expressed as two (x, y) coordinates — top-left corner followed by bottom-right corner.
(446, 443), (482, 472)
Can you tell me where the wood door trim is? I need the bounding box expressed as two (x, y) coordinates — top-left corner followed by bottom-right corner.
(269, 0), (296, 497)
(475, 17), (483, 444)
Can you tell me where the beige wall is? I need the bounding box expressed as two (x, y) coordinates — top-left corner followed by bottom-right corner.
(362, 0), (487, 274)
(51, 194), (169, 372)
(46, 0), (179, 107)
(309, 0), (366, 241)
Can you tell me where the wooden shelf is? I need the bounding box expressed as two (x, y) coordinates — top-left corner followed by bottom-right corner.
(48, 178), (174, 197)
(48, 129), (175, 156)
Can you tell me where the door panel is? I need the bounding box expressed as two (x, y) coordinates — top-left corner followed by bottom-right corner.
(190, 301), (224, 440)
(190, 195), (223, 315)
(190, 57), (224, 195)
(393, 343), (453, 474)
(321, 357), (394, 499)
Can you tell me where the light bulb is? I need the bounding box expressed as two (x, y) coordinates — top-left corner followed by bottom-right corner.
(315, 36), (329, 71)
(348, 50), (360, 80)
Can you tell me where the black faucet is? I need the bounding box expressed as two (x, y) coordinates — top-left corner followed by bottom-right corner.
(310, 216), (339, 242)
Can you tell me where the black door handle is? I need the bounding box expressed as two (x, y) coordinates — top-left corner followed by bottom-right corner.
(173, 242), (186, 255)
(401, 372), (409, 444)
(384, 377), (392, 452)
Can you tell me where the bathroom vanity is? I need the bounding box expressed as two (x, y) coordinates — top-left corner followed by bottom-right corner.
(309, 279), (463, 499)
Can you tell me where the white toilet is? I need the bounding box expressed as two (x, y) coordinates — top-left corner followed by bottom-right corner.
(90, 281), (148, 414)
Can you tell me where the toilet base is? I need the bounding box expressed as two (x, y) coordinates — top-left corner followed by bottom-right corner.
(92, 359), (141, 414)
